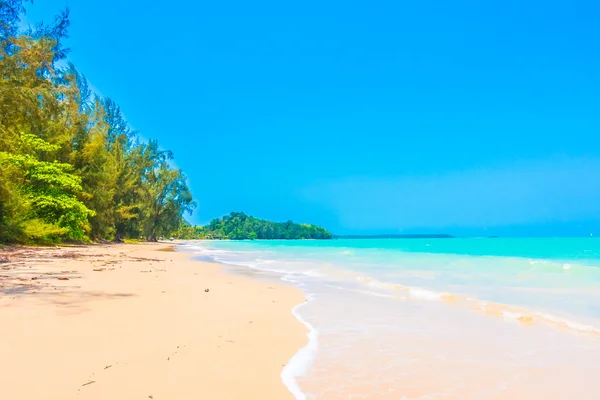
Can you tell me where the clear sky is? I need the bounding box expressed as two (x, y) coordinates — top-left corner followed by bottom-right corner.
(25, 0), (600, 236)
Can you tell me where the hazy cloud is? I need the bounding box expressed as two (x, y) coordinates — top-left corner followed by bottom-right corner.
(301, 157), (600, 231)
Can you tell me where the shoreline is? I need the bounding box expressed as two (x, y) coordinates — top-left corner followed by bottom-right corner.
(180, 242), (319, 400)
(0, 242), (307, 399)
(280, 291), (318, 400)
(191, 239), (600, 399)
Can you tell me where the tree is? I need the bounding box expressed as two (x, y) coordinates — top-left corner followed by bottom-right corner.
(0, 134), (94, 241)
(0, 2), (197, 244)
(188, 212), (332, 240)
(0, 0), (32, 43)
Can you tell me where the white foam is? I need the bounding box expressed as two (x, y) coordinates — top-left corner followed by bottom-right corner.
(408, 287), (442, 301)
(216, 258), (293, 274)
(193, 248), (230, 254)
(220, 258), (323, 278)
(255, 258), (276, 264)
(280, 286), (318, 400)
(181, 242), (318, 400)
(535, 312), (600, 334)
(304, 270), (322, 277)
(355, 275), (443, 302)
(502, 311), (524, 321)
(323, 283), (400, 299)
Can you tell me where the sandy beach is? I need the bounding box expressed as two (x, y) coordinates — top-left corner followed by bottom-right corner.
(0, 243), (306, 400)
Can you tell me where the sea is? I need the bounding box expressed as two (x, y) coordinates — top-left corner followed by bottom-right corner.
(180, 238), (600, 399)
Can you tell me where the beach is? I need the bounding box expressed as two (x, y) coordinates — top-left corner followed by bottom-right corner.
(4, 239), (600, 399)
(195, 238), (600, 399)
(0, 243), (306, 400)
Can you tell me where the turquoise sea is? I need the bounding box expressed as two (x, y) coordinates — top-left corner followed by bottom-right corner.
(183, 238), (600, 399)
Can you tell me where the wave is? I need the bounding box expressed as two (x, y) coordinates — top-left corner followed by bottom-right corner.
(347, 275), (600, 336)
(280, 290), (318, 400)
(181, 241), (600, 400)
(188, 242), (600, 337)
(183, 242), (320, 400)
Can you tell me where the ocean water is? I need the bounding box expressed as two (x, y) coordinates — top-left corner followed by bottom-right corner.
(181, 238), (600, 399)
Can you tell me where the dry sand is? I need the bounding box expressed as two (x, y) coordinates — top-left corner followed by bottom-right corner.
(0, 242), (306, 400)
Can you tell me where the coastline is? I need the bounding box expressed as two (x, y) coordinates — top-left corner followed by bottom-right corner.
(194, 238), (600, 399)
(0, 242), (307, 399)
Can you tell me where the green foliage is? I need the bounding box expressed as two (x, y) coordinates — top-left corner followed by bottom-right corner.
(0, 134), (95, 241)
(21, 219), (68, 244)
(122, 238), (143, 244)
(135, 140), (195, 240)
(0, 3), (196, 244)
(183, 212), (332, 240)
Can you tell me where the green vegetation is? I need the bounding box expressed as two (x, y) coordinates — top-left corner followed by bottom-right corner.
(0, 3), (331, 244)
(175, 212), (332, 240)
(0, 1), (195, 244)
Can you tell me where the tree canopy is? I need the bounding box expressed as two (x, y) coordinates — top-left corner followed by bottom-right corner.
(175, 212), (332, 240)
(0, 2), (195, 243)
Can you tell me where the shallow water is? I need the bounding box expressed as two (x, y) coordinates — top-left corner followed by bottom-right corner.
(181, 238), (600, 399)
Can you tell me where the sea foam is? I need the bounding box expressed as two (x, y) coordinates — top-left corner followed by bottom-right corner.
(280, 290), (318, 400)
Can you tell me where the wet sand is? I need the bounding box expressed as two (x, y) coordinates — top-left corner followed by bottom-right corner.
(0, 243), (306, 400)
(295, 280), (600, 399)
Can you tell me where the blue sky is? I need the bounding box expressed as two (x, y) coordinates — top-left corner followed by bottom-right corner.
(25, 0), (600, 235)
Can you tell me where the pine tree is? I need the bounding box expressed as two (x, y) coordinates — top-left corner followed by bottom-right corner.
(0, 2), (196, 244)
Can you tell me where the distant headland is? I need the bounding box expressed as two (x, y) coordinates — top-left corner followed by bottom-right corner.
(176, 212), (332, 240)
(175, 213), (457, 241)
